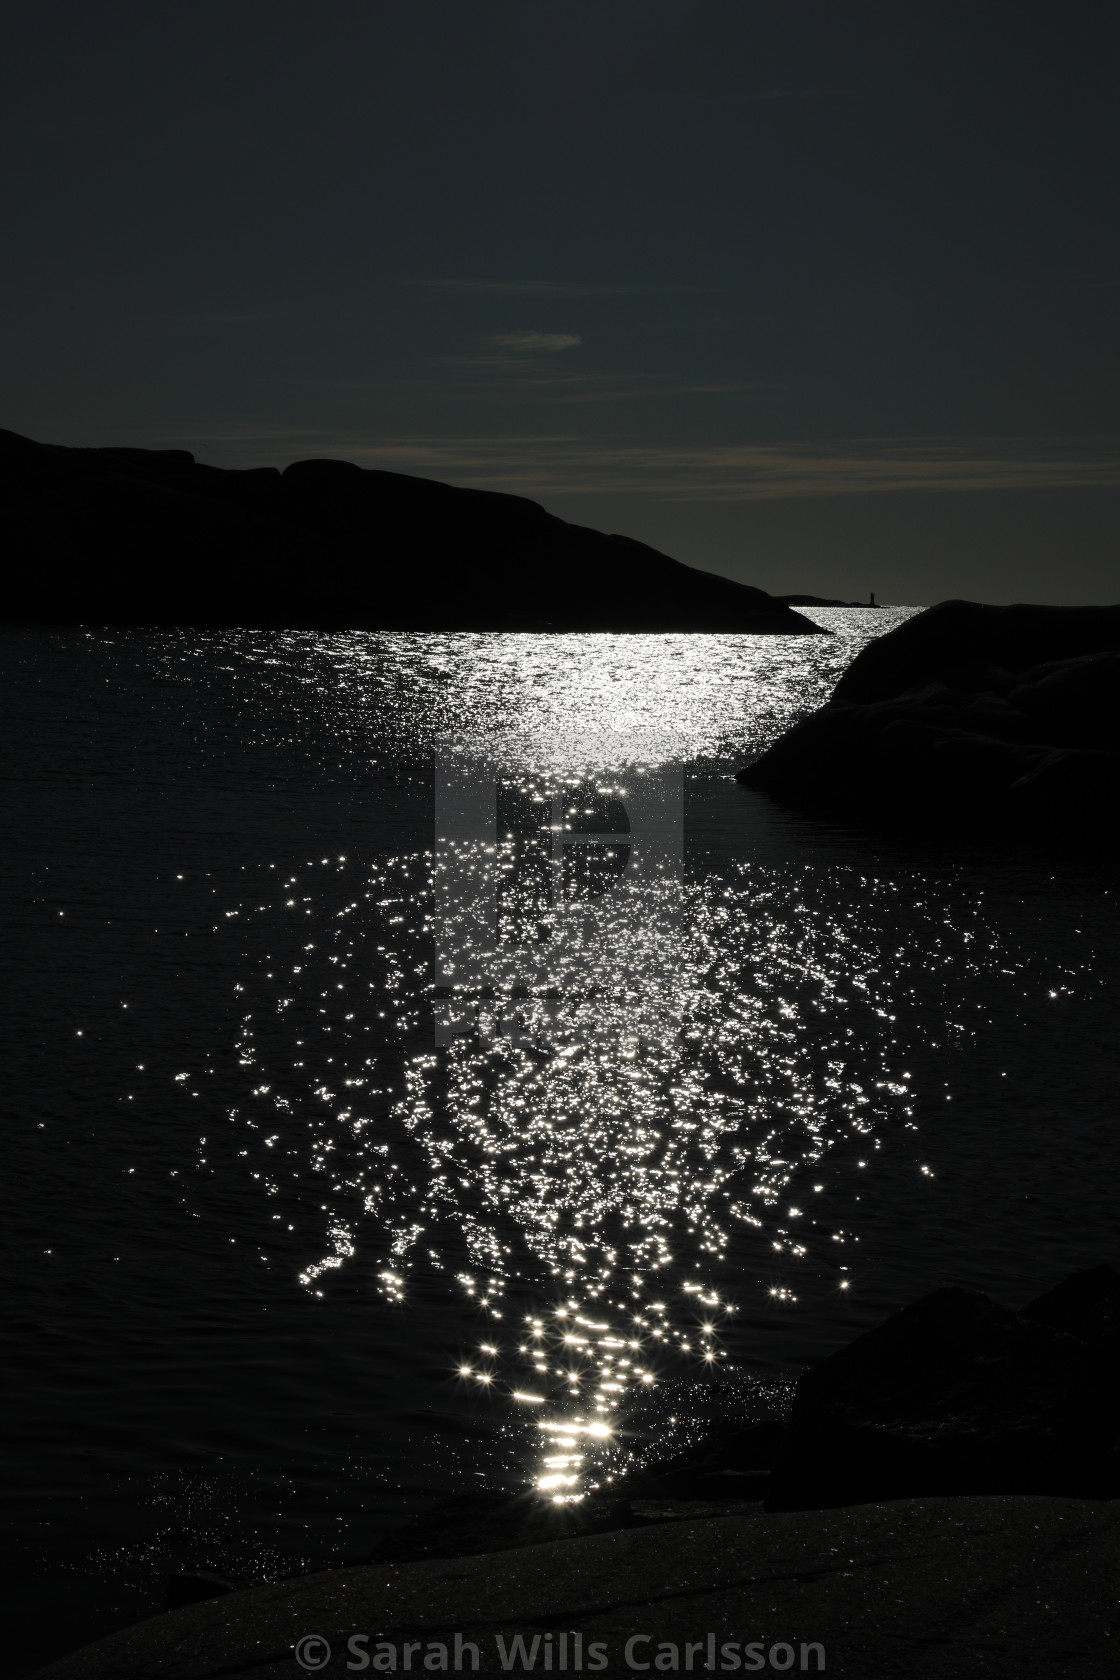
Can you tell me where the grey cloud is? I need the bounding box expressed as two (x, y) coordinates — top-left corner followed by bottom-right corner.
(486, 331), (583, 352)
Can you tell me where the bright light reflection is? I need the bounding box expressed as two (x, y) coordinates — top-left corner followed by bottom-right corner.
(211, 616), (1035, 1499)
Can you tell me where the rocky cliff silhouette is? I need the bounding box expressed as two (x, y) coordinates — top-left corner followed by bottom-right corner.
(1, 428), (819, 633)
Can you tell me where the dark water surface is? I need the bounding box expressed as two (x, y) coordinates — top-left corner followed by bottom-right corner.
(2, 617), (1117, 1670)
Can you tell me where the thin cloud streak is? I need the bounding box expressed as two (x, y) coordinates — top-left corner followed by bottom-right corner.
(416, 278), (717, 297)
(486, 331), (582, 352)
(643, 87), (857, 104)
(423, 357), (774, 404)
(182, 428), (1120, 501)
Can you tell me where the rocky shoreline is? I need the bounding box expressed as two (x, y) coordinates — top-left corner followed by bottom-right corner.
(34, 1267), (1120, 1678)
(361, 1264), (1120, 1569)
(738, 599), (1120, 841)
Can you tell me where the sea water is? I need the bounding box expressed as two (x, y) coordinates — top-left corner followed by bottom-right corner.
(2, 614), (1117, 1664)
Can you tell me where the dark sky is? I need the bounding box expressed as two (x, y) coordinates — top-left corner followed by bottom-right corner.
(3, 0), (1118, 602)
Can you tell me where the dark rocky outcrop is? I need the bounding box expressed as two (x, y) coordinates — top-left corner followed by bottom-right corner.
(830, 600), (1120, 703)
(764, 1266), (1120, 1512)
(635, 1416), (786, 1502)
(361, 1419), (786, 1567)
(163, 1573), (237, 1612)
(0, 427), (819, 632)
(737, 599), (1120, 840)
(371, 1275), (1120, 1563)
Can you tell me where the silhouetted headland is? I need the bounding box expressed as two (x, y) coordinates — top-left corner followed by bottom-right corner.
(738, 599), (1120, 840)
(1, 427), (820, 633)
(776, 593), (880, 608)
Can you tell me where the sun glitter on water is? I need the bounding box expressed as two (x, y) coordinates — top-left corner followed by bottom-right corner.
(197, 617), (1031, 1499)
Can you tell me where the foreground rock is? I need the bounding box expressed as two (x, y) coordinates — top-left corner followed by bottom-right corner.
(0, 428), (818, 632)
(30, 1272), (1120, 1676)
(32, 1497), (1120, 1679)
(738, 599), (1120, 840)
